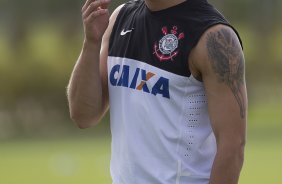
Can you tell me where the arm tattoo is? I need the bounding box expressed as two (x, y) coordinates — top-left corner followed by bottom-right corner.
(206, 28), (246, 118)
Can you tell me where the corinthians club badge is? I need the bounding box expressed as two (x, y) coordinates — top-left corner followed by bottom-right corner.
(153, 26), (185, 62)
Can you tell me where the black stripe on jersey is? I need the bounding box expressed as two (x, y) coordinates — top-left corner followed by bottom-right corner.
(109, 0), (242, 77)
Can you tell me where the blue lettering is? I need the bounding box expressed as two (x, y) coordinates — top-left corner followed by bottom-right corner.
(110, 64), (120, 86)
(117, 65), (130, 87)
(130, 68), (140, 89)
(151, 77), (170, 99)
(109, 64), (170, 99)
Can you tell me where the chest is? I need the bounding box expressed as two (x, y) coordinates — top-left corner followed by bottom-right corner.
(109, 12), (192, 77)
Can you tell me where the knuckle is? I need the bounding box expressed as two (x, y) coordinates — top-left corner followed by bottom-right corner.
(89, 2), (94, 8)
(82, 13), (86, 20)
(92, 11), (98, 18)
(89, 12), (97, 20)
(89, 2), (96, 10)
(91, 1), (98, 7)
(81, 4), (86, 12)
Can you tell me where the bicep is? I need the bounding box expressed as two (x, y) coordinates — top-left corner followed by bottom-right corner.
(196, 25), (247, 145)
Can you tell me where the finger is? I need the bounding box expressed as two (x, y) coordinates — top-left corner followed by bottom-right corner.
(82, 0), (110, 19)
(82, 0), (111, 14)
(100, 0), (111, 9)
(82, 0), (95, 13)
(85, 9), (109, 23)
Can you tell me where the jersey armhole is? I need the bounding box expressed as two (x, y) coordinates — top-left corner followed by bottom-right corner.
(186, 22), (243, 82)
(192, 22), (243, 51)
(108, 4), (127, 51)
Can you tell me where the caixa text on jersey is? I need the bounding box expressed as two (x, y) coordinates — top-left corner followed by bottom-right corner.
(109, 64), (170, 99)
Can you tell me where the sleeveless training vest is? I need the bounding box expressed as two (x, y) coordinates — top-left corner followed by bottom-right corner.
(107, 0), (242, 183)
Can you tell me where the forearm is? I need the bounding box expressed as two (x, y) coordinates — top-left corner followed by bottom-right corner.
(209, 144), (245, 184)
(68, 40), (104, 128)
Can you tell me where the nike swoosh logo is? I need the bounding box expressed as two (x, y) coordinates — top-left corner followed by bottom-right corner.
(120, 29), (134, 36)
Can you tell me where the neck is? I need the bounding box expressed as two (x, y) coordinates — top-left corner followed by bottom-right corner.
(144, 0), (186, 11)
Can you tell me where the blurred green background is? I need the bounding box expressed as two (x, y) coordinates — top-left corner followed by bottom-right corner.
(0, 0), (281, 183)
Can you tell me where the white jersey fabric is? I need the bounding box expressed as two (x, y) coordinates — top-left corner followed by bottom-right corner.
(107, 56), (216, 184)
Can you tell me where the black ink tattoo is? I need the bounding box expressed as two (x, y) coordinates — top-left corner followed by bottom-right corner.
(206, 28), (246, 118)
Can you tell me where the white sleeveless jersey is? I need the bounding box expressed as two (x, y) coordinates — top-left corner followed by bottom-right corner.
(108, 56), (216, 184)
(107, 0), (240, 183)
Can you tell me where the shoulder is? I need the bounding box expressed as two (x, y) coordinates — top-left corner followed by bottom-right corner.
(204, 24), (243, 53)
(119, 0), (143, 13)
(102, 4), (125, 41)
(194, 24), (242, 59)
(107, 0), (143, 31)
(110, 4), (125, 23)
(190, 24), (244, 78)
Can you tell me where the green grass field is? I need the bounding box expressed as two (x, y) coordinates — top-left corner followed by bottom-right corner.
(0, 133), (281, 184)
(0, 137), (112, 184)
(0, 102), (281, 184)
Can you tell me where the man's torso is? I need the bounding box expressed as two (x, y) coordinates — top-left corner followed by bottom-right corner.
(107, 0), (232, 183)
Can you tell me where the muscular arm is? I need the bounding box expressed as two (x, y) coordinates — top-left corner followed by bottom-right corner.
(67, 0), (123, 128)
(190, 25), (247, 184)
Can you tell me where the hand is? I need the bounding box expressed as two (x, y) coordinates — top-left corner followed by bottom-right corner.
(81, 0), (111, 44)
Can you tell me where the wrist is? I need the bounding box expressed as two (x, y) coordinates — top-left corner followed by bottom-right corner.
(83, 38), (102, 51)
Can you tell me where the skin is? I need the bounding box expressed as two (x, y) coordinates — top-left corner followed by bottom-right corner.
(67, 0), (247, 183)
(67, 0), (120, 128)
(189, 24), (247, 184)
